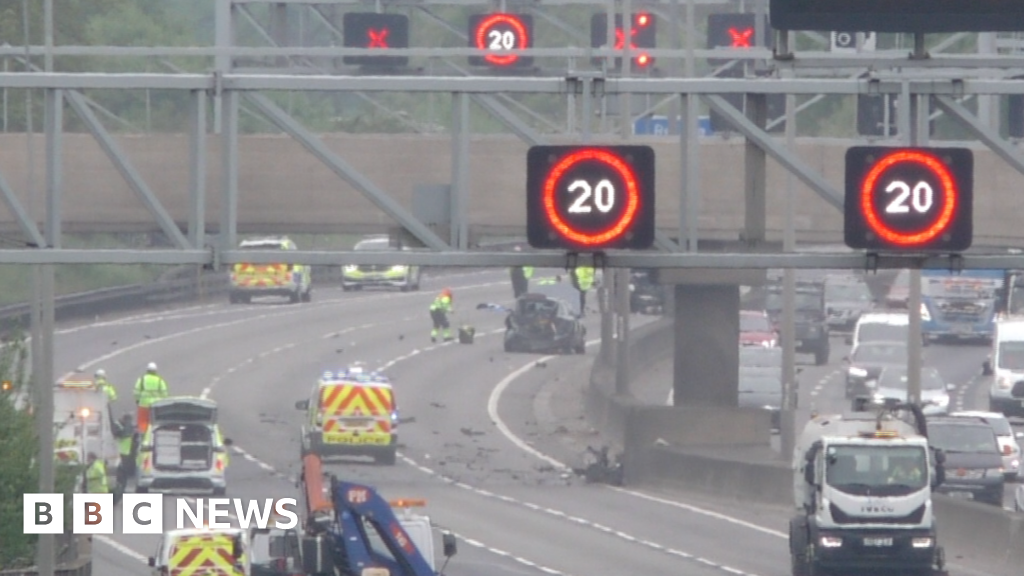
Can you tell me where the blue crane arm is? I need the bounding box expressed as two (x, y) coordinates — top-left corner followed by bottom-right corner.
(330, 479), (437, 576)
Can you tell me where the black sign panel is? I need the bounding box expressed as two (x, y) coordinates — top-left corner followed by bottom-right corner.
(468, 13), (534, 68)
(527, 146), (655, 250)
(590, 13), (657, 70)
(770, 0), (1024, 33)
(844, 146), (973, 252)
(343, 13), (409, 66)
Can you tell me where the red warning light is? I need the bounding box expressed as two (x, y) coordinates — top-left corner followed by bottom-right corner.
(859, 150), (957, 246)
(637, 13), (650, 27)
(636, 54), (650, 67)
(367, 28), (390, 48)
(728, 27), (754, 48)
(474, 13), (530, 66)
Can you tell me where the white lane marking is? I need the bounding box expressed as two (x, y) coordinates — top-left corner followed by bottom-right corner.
(58, 279), (507, 381)
(438, 528), (574, 576)
(95, 536), (150, 563)
(604, 487), (786, 538)
(399, 454), (761, 576)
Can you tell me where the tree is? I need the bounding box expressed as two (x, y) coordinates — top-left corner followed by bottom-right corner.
(0, 333), (81, 569)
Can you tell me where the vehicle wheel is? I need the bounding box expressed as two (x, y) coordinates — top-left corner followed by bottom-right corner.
(241, 294), (251, 304)
(342, 284), (352, 292)
(574, 340), (586, 354)
(228, 293), (238, 304)
(790, 554), (810, 576)
(302, 289), (312, 303)
(814, 344), (829, 366)
(413, 272), (422, 290)
(290, 290), (301, 304)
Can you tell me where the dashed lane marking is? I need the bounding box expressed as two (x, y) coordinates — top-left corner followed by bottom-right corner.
(399, 453), (762, 576)
(435, 527), (574, 576)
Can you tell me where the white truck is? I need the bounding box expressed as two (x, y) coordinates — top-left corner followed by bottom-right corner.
(789, 402), (947, 576)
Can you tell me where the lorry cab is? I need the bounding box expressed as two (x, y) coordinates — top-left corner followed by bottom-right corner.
(297, 369), (398, 465)
(150, 528), (249, 576)
(136, 397), (232, 494)
(53, 379), (119, 472)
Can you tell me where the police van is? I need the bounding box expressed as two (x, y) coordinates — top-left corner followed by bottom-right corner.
(229, 236), (312, 304)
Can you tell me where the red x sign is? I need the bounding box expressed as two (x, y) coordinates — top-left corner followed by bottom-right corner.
(728, 27), (753, 48)
(613, 28), (638, 50)
(367, 28), (389, 48)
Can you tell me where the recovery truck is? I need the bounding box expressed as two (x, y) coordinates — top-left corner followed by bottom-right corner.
(295, 453), (458, 576)
(789, 400), (948, 576)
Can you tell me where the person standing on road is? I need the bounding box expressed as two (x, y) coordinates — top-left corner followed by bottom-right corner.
(510, 247), (534, 299)
(134, 362), (168, 433)
(85, 452), (109, 494)
(429, 288), (454, 343)
(571, 266), (595, 316)
(94, 369), (118, 402)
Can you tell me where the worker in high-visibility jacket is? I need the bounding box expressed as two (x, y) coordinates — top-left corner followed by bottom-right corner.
(85, 452), (109, 493)
(113, 414), (136, 492)
(429, 288), (454, 343)
(94, 369), (117, 402)
(509, 246), (533, 299)
(571, 266), (595, 316)
(134, 362), (168, 433)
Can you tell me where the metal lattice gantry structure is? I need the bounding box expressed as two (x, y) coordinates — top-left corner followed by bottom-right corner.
(4, 0), (1024, 269)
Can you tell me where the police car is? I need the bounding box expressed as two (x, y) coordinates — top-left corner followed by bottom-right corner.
(296, 364), (399, 465)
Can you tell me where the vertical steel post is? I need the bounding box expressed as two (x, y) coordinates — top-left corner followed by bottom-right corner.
(615, 268), (631, 395)
(581, 78), (593, 142)
(620, 0), (632, 138)
(214, 0), (233, 134)
(906, 89), (926, 406)
(451, 92), (469, 249)
(189, 91), (207, 250)
(780, 59), (798, 459)
(220, 90), (239, 252)
(681, 0), (699, 251)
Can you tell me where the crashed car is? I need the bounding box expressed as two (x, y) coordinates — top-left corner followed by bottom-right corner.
(504, 293), (586, 354)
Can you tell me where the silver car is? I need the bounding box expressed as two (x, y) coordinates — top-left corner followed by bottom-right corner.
(950, 410), (1022, 481)
(871, 366), (954, 416)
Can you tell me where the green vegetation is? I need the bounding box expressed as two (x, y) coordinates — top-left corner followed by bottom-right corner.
(0, 335), (81, 569)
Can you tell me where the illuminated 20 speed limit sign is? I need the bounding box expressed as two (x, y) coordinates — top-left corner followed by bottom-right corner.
(844, 146), (973, 252)
(527, 145), (655, 250)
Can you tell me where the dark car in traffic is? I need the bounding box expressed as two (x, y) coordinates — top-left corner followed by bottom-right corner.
(743, 282), (830, 365)
(926, 416), (1005, 507)
(824, 275), (875, 331)
(844, 340), (911, 399)
(504, 293), (586, 354)
(630, 269), (665, 314)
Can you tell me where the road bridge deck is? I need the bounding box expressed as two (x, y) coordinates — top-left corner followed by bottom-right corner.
(1, 133), (1023, 245)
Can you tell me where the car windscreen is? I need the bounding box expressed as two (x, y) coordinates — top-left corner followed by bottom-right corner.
(518, 299), (559, 316)
(740, 314), (771, 332)
(858, 322), (907, 343)
(877, 368), (943, 390)
(928, 424), (999, 454)
(355, 241), (390, 251)
(852, 344), (906, 364)
(998, 340), (1024, 370)
(826, 283), (872, 302)
(762, 292), (821, 312)
(972, 416), (1013, 436)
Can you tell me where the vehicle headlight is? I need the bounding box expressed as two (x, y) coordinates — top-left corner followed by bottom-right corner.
(920, 303), (931, 322)
(849, 367), (868, 378)
(985, 467), (1005, 477)
(391, 265), (407, 272)
(343, 265), (357, 272)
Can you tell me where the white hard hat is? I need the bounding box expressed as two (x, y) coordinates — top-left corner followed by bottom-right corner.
(94, 369), (106, 378)
(146, 362), (158, 372)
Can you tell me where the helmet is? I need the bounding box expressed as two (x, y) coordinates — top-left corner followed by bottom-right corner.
(94, 369), (106, 378)
(146, 362), (158, 372)
(441, 288), (452, 298)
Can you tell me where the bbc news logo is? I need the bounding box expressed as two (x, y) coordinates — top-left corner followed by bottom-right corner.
(23, 494), (298, 534)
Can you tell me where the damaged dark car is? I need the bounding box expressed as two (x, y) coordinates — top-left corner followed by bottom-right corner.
(504, 293), (586, 354)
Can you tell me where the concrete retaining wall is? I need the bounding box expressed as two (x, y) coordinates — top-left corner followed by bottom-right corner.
(583, 320), (1024, 572)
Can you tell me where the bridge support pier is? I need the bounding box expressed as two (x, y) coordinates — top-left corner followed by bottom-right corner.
(661, 269), (765, 407)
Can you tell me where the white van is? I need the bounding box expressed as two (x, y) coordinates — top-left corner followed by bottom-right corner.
(983, 319), (1024, 418)
(848, 312), (911, 348)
